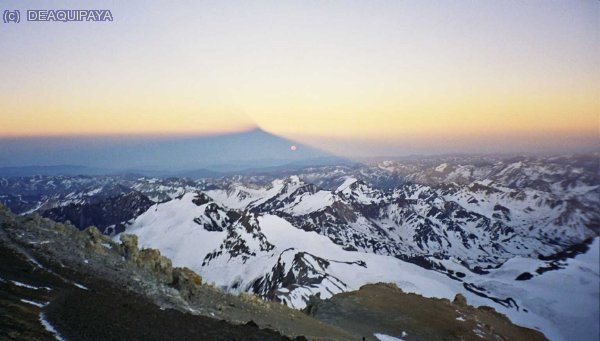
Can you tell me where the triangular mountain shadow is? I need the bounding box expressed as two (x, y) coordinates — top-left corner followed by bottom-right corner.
(0, 128), (354, 175)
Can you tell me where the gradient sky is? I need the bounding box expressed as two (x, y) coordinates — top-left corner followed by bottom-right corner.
(0, 0), (598, 157)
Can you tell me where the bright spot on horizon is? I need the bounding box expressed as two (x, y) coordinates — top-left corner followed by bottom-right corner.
(0, 1), (597, 156)
(290, 145), (297, 151)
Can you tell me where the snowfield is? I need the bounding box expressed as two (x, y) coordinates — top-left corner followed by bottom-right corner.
(119, 191), (599, 341)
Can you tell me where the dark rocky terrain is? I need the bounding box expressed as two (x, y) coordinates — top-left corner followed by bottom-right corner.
(0, 241), (289, 341)
(0, 205), (354, 340)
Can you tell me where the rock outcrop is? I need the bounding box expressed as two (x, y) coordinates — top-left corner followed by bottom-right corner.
(172, 267), (203, 300)
(119, 233), (173, 283)
(453, 293), (467, 307)
(120, 234), (140, 261)
(137, 248), (173, 283)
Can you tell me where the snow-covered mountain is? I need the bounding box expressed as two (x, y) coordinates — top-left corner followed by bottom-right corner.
(1, 154), (598, 340)
(123, 190), (598, 341)
(205, 173), (597, 269)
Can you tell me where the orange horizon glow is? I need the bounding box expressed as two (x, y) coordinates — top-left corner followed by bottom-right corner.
(0, 125), (259, 139)
(0, 1), (598, 155)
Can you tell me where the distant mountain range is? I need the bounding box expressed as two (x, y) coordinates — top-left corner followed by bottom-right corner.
(0, 128), (352, 175)
(0, 165), (222, 178)
(1, 153), (598, 341)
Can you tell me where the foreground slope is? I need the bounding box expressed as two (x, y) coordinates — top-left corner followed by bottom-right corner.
(0, 205), (549, 341)
(0, 242), (289, 341)
(0, 205), (356, 340)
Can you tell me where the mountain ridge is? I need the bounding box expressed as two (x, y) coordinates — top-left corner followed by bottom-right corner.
(1, 153), (598, 341)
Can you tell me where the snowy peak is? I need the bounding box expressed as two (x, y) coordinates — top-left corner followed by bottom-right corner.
(205, 176), (308, 211)
(203, 211), (275, 266)
(337, 179), (386, 205)
(251, 248), (350, 307)
(335, 177), (358, 192)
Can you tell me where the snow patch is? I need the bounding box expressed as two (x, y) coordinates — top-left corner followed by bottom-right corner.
(374, 333), (405, 341)
(39, 312), (66, 341)
(20, 299), (46, 308)
(336, 177), (357, 192)
(11, 280), (51, 291)
(435, 163), (448, 172)
(73, 282), (88, 290)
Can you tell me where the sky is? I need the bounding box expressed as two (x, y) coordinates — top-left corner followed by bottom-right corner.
(0, 0), (598, 158)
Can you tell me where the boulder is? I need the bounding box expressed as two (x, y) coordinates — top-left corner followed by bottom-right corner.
(119, 234), (172, 282)
(83, 226), (104, 251)
(302, 293), (322, 316)
(120, 234), (140, 262)
(453, 293), (468, 307)
(137, 248), (173, 283)
(172, 267), (203, 299)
